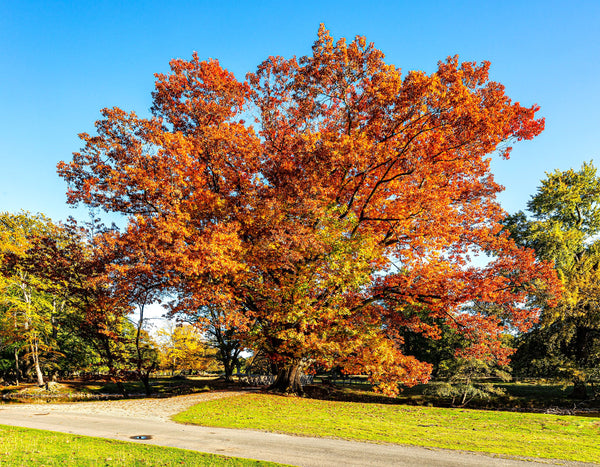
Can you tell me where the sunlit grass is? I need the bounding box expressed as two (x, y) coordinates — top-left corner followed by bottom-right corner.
(173, 393), (600, 463)
(0, 424), (286, 466)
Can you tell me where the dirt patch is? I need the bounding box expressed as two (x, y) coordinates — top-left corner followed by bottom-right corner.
(1, 390), (253, 421)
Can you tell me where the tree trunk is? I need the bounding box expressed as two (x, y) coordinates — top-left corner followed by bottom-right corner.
(135, 304), (153, 396)
(222, 358), (234, 382)
(140, 372), (152, 397)
(572, 378), (588, 399)
(100, 337), (128, 398)
(31, 340), (44, 386)
(116, 380), (129, 398)
(269, 362), (304, 395)
(213, 330), (241, 383)
(14, 348), (20, 386)
(572, 324), (590, 399)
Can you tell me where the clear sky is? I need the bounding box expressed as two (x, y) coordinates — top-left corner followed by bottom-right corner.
(2, 0), (599, 223)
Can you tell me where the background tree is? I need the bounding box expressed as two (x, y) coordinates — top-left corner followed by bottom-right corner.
(0, 212), (63, 386)
(105, 234), (166, 395)
(157, 324), (220, 374)
(23, 219), (139, 395)
(173, 305), (244, 381)
(0, 213), (163, 390)
(505, 161), (600, 398)
(403, 303), (513, 406)
(58, 26), (559, 395)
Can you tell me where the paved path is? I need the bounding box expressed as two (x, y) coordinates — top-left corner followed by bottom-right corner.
(0, 393), (595, 467)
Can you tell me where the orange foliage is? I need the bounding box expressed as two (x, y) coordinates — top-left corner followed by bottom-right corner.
(58, 26), (560, 395)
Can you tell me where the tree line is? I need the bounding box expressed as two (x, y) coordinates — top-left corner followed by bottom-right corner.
(0, 217), (228, 395)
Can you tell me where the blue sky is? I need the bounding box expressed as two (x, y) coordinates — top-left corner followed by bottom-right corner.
(2, 0), (599, 223)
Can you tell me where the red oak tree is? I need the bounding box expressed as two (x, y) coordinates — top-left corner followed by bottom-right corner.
(58, 26), (560, 394)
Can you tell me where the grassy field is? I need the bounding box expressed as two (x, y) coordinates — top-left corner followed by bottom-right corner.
(173, 393), (600, 463)
(0, 424), (286, 466)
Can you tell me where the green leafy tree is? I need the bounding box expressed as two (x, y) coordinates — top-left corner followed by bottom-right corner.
(429, 357), (511, 407)
(22, 220), (137, 395)
(0, 214), (163, 391)
(0, 212), (63, 385)
(403, 305), (513, 406)
(506, 161), (600, 397)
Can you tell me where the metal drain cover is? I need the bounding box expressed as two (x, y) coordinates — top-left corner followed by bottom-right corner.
(130, 435), (153, 440)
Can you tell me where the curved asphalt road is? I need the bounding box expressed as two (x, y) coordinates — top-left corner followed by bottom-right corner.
(0, 404), (595, 467)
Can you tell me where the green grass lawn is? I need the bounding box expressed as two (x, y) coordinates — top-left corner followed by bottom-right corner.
(0, 424), (286, 466)
(173, 393), (600, 463)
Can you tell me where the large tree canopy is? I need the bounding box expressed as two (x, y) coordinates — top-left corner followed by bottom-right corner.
(58, 26), (559, 395)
